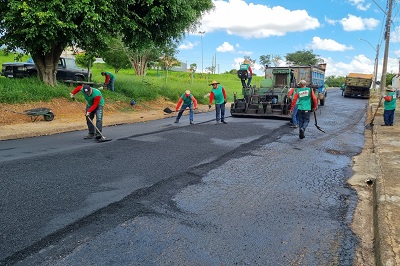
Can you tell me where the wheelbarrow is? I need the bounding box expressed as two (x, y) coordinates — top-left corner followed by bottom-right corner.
(7, 107), (55, 122)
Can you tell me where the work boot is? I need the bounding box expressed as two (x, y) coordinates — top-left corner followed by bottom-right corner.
(84, 134), (95, 139)
(299, 128), (305, 139)
(95, 134), (102, 140)
(174, 119), (179, 123)
(215, 120), (220, 125)
(190, 121), (194, 125)
(221, 120), (227, 124)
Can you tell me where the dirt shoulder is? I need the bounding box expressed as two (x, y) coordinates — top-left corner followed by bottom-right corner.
(0, 98), (192, 141)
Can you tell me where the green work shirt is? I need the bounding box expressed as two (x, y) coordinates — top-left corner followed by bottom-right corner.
(296, 87), (312, 111)
(106, 71), (115, 80)
(83, 88), (105, 107)
(384, 91), (396, 110)
(181, 94), (194, 105)
(211, 85), (225, 104)
(239, 64), (250, 71)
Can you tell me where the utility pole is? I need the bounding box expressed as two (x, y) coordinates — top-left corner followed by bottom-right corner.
(358, 38), (380, 91)
(198, 31), (205, 74)
(380, 0), (393, 94)
(373, 44), (380, 91)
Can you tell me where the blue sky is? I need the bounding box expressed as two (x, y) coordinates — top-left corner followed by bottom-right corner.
(176, 0), (400, 79)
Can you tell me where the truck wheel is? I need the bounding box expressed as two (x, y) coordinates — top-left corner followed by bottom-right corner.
(74, 75), (84, 81)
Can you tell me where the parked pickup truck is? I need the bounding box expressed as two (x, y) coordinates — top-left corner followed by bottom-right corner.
(1, 57), (90, 81)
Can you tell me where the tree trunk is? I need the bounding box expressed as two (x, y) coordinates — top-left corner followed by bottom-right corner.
(31, 46), (63, 87)
(130, 55), (148, 76)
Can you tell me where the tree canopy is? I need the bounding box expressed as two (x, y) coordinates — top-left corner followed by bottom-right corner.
(0, 0), (214, 86)
(285, 50), (322, 66)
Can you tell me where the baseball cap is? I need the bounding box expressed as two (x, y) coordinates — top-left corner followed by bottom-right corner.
(185, 90), (191, 95)
(83, 85), (91, 95)
(297, 80), (307, 85)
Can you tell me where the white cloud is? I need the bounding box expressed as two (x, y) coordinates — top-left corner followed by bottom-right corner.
(390, 26), (400, 43)
(324, 54), (400, 79)
(325, 17), (337, 26)
(236, 50), (252, 55)
(216, 42), (235, 52)
(179, 42), (195, 50)
(340, 14), (379, 31)
(347, 0), (371, 11)
(308, 37), (354, 51)
(200, 0), (320, 38)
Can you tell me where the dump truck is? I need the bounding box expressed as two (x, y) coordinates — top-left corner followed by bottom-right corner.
(230, 63), (327, 119)
(343, 73), (373, 98)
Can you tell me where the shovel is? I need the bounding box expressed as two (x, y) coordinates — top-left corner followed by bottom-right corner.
(313, 110), (325, 133)
(86, 117), (112, 142)
(365, 97), (383, 129)
(163, 107), (194, 114)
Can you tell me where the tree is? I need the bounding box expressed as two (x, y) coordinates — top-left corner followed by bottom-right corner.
(0, 0), (214, 86)
(205, 66), (216, 74)
(243, 56), (256, 65)
(100, 38), (131, 74)
(259, 54), (282, 70)
(75, 52), (96, 81)
(325, 75), (346, 87)
(271, 55), (282, 67)
(127, 46), (161, 77)
(159, 41), (180, 82)
(189, 63), (197, 84)
(75, 53), (96, 69)
(285, 50), (321, 66)
(190, 63), (197, 73)
(259, 55), (271, 70)
(386, 72), (396, 87)
(224, 69), (238, 75)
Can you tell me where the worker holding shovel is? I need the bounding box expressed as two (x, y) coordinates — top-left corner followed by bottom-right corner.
(174, 90), (198, 125)
(70, 85), (105, 139)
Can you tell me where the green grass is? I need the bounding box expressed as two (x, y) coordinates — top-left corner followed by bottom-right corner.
(0, 54), (264, 106)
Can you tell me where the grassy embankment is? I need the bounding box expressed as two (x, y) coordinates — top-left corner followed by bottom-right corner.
(0, 53), (264, 107)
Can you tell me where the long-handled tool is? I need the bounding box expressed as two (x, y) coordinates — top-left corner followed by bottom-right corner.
(163, 107), (194, 114)
(365, 97), (383, 129)
(163, 105), (214, 114)
(86, 117), (112, 142)
(313, 110), (325, 133)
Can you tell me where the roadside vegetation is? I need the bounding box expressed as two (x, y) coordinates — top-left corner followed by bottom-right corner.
(0, 53), (264, 106)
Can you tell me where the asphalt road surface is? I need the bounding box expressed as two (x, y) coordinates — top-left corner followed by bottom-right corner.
(0, 88), (368, 265)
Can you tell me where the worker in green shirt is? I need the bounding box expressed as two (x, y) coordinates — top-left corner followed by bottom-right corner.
(101, 71), (116, 92)
(382, 85), (397, 126)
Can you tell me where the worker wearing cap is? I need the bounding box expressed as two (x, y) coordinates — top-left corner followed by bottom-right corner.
(290, 80), (318, 139)
(70, 84), (105, 139)
(175, 90), (198, 124)
(382, 85), (396, 126)
(208, 80), (228, 124)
